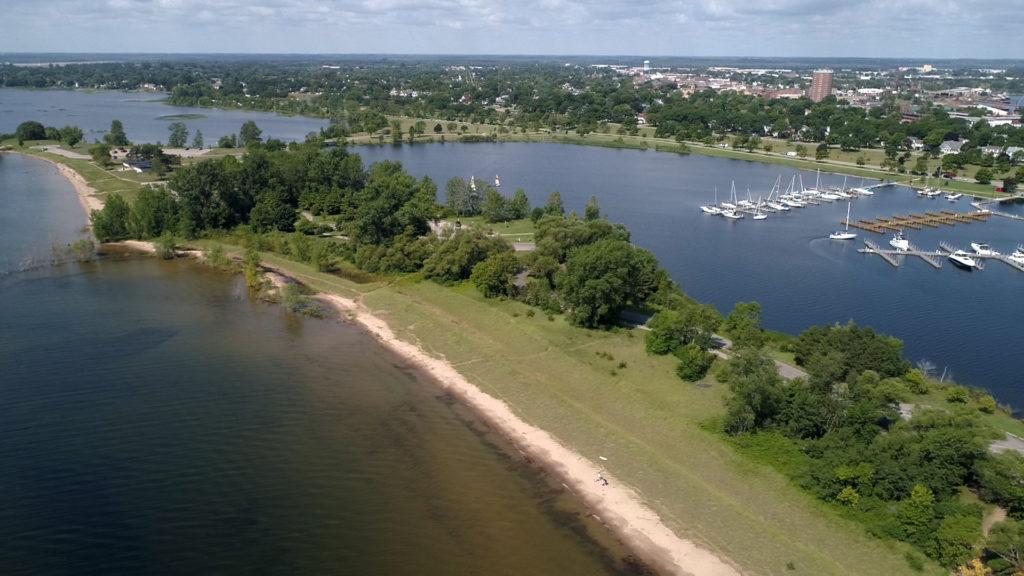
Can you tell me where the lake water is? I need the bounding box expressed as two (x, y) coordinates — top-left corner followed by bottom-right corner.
(0, 88), (328, 144)
(356, 142), (1024, 408)
(0, 153), (631, 575)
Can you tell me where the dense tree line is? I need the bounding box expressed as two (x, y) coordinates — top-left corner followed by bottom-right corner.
(720, 321), (1024, 570)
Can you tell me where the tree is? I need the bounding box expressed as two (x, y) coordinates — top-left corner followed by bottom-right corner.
(481, 188), (510, 223)
(836, 486), (861, 507)
(128, 186), (179, 238)
(445, 177), (478, 216)
(217, 134), (237, 148)
(973, 167), (994, 184)
(984, 520), (1024, 575)
(192, 129), (204, 149)
(249, 191), (296, 232)
(90, 143), (111, 167)
(423, 230), (510, 284)
(897, 484), (936, 548)
(545, 191), (565, 216)
(353, 162), (436, 244)
(815, 142), (830, 160)
(60, 125), (83, 147)
(90, 193), (131, 241)
(675, 344), (714, 382)
(390, 120), (402, 145)
(1002, 176), (1018, 195)
(795, 144), (807, 158)
(167, 122), (189, 148)
(558, 239), (660, 328)
(720, 348), (784, 434)
(15, 120), (46, 145)
(433, 123), (443, 134)
(584, 196), (600, 220)
(723, 301), (764, 349)
(509, 188), (530, 219)
(239, 121), (262, 147)
(104, 119), (129, 146)
(914, 155), (930, 175)
(935, 515), (981, 567)
(471, 252), (521, 297)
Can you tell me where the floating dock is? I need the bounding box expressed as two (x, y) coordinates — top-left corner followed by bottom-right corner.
(845, 210), (992, 234)
(859, 240), (1024, 272)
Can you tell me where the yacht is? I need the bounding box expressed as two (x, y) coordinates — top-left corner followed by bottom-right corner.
(926, 189), (942, 198)
(946, 192), (962, 201)
(970, 243), (1000, 257)
(948, 250), (978, 269)
(819, 191), (841, 201)
(890, 231), (910, 251)
(1008, 247), (1024, 265)
(829, 202), (857, 240)
(721, 209), (744, 220)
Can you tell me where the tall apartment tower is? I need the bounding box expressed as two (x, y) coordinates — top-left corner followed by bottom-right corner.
(808, 69), (834, 102)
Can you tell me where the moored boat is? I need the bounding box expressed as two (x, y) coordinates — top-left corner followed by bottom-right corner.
(890, 231), (910, 251)
(948, 250), (978, 269)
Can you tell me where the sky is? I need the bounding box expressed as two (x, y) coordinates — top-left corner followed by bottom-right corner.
(2, 0), (1022, 59)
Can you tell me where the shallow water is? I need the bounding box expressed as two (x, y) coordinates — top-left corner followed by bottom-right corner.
(0, 154), (630, 576)
(357, 142), (1024, 407)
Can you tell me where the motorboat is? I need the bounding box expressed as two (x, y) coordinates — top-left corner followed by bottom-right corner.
(946, 192), (962, 201)
(890, 231), (910, 251)
(925, 189), (942, 198)
(721, 210), (744, 220)
(829, 202), (857, 240)
(1009, 247), (1024, 265)
(970, 242), (1000, 257)
(948, 250), (978, 269)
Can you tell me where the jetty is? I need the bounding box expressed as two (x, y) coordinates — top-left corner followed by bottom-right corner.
(845, 210), (992, 234)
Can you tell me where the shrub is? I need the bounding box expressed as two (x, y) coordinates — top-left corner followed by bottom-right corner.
(153, 233), (176, 260)
(471, 252), (521, 298)
(203, 244), (231, 269)
(675, 344), (714, 382)
(422, 230), (510, 284)
(90, 194), (131, 242)
(947, 386), (971, 404)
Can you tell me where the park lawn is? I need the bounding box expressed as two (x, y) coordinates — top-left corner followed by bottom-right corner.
(456, 215), (536, 238)
(219, 245), (940, 576)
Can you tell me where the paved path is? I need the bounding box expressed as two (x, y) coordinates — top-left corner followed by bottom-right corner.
(34, 145), (90, 160)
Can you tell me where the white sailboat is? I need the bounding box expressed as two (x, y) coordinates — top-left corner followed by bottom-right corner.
(946, 192), (962, 201)
(700, 188), (722, 215)
(469, 175), (477, 191)
(829, 202), (857, 240)
(719, 181), (738, 210)
(494, 174), (501, 188)
(752, 196), (767, 220)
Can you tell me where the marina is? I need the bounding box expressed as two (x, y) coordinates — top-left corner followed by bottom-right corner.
(860, 239), (1024, 272)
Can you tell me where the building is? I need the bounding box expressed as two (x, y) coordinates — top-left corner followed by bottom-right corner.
(939, 140), (964, 155)
(808, 69), (834, 102)
(643, 60), (651, 73)
(907, 137), (924, 151)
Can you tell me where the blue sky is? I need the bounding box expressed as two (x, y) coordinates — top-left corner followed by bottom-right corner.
(2, 0), (1021, 58)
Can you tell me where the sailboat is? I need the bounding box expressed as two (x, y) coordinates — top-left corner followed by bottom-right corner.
(766, 177), (789, 211)
(700, 187), (722, 215)
(719, 182), (738, 210)
(752, 196), (767, 220)
(829, 202), (857, 240)
(494, 174), (501, 188)
(469, 175), (477, 191)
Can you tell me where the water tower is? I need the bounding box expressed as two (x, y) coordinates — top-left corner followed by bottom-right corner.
(643, 60), (651, 73)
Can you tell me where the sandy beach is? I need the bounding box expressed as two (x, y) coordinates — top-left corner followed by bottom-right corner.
(263, 268), (740, 576)
(41, 152), (741, 576)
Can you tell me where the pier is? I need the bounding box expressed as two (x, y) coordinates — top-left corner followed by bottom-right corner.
(845, 210), (992, 234)
(859, 240), (1024, 272)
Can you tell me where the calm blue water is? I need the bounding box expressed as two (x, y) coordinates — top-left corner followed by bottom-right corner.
(0, 153), (628, 575)
(0, 89), (328, 144)
(357, 142), (1024, 407)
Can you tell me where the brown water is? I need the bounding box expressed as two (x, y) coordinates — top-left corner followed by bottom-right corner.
(0, 153), (638, 575)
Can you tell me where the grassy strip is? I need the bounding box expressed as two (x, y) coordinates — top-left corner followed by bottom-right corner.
(3, 140), (144, 202)
(194, 238), (941, 576)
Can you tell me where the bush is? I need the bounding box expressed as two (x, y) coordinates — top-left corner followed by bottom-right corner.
(203, 244), (231, 269)
(153, 234), (176, 260)
(675, 343), (714, 382)
(90, 193), (131, 242)
(422, 230), (510, 284)
(471, 252), (521, 298)
(947, 386), (971, 404)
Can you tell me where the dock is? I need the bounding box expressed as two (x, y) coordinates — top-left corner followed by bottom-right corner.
(845, 210), (992, 234)
(859, 240), (1024, 272)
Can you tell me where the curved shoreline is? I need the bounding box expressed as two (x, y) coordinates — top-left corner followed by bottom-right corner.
(33, 150), (742, 576)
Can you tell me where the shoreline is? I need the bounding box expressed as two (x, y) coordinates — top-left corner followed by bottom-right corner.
(34, 149), (741, 576)
(262, 270), (739, 576)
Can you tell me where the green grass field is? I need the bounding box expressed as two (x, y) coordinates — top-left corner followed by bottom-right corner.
(2, 140), (145, 203)
(195, 242), (943, 576)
